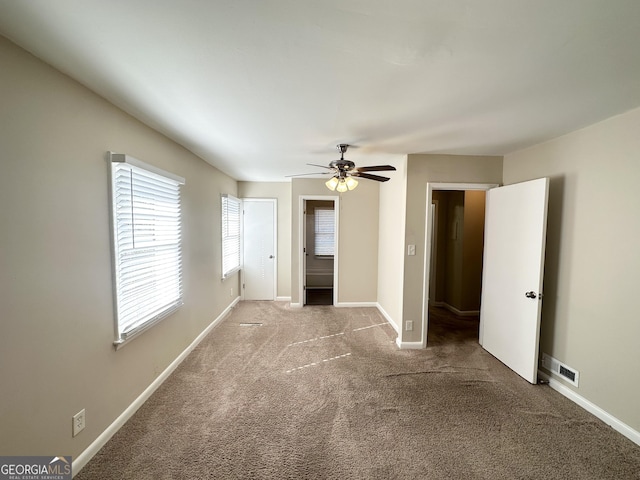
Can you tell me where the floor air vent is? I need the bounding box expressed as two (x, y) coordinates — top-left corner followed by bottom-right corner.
(541, 353), (579, 387)
(559, 365), (576, 382)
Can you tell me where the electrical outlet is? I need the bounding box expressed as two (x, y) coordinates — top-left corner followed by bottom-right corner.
(406, 320), (413, 331)
(407, 244), (416, 256)
(72, 409), (85, 437)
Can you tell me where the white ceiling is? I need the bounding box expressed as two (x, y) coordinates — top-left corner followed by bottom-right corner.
(1, 1), (640, 182)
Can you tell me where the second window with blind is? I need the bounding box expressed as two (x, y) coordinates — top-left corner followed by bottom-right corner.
(314, 207), (335, 257)
(221, 194), (242, 278)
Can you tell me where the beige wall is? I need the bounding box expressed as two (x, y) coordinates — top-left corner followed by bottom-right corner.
(238, 182), (291, 298)
(504, 106), (640, 433)
(401, 154), (503, 343)
(444, 191), (465, 309)
(461, 190), (486, 312)
(431, 191), (448, 304)
(291, 178), (379, 305)
(377, 156), (408, 330)
(0, 36), (238, 458)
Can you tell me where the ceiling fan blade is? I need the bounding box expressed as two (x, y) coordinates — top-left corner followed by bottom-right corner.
(351, 172), (390, 182)
(306, 163), (332, 169)
(353, 165), (397, 172)
(285, 172), (331, 178)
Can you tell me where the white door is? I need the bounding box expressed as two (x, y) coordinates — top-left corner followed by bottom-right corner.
(242, 199), (276, 300)
(480, 178), (549, 384)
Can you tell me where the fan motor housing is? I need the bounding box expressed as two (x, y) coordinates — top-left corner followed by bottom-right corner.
(329, 159), (355, 171)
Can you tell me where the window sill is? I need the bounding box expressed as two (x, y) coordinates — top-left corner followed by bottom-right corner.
(222, 266), (241, 280)
(113, 302), (182, 350)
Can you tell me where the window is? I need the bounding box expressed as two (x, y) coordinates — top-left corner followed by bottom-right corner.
(108, 153), (185, 348)
(221, 194), (241, 278)
(314, 208), (335, 256)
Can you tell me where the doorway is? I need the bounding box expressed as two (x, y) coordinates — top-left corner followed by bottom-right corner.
(299, 196), (339, 306)
(427, 190), (487, 345)
(423, 180), (549, 384)
(422, 183), (498, 347)
(304, 200), (335, 305)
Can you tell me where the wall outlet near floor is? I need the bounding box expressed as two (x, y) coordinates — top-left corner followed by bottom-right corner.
(72, 409), (86, 437)
(405, 320), (413, 331)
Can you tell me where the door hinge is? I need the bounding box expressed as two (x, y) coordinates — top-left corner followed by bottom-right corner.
(242, 283), (245, 289)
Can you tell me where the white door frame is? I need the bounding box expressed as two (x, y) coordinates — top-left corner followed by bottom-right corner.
(241, 198), (277, 301)
(298, 195), (340, 306)
(421, 183), (499, 348)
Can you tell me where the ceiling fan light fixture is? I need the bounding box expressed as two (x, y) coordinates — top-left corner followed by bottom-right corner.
(325, 177), (339, 191)
(300, 143), (395, 190)
(345, 176), (358, 190)
(336, 178), (348, 193)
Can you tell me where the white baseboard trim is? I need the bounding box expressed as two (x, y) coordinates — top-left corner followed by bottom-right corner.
(396, 338), (424, 349)
(442, 303), (479, 317)
(276, 296), (291, 302)
(538, 370), (640, 447)
(290, 302), (377, 308)
(72, 296), (241, 477)
(375, 303), (399, 334)
(335, 302), (377, 308)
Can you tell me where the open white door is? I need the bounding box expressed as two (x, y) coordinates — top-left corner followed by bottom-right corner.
(480, 178), (549, 384)
(242, 199), (276, 300)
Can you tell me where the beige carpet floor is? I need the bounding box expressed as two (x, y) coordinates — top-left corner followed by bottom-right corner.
(76, 302), (640, 479)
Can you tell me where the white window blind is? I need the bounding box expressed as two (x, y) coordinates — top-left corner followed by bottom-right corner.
(108, 153), (185, 347)
(314, 208), (335, 256)
(221, 194), (241, 278)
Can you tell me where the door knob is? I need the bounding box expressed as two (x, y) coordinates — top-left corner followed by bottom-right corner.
(269, 255), (275, 259)
(525, 291), (537, 299)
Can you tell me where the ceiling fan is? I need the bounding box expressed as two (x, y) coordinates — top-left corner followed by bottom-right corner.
(288, 144), (396, 192)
